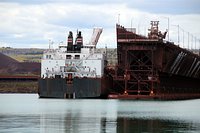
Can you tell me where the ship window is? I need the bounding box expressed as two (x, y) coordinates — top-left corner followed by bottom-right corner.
(75, 55), (80, 59)
(46, 55), (51, 59)
(66, 55), (71, 59)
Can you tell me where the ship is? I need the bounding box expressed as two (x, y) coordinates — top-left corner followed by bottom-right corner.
(108, 21), (200, 100)
(38, 28), (111, 98)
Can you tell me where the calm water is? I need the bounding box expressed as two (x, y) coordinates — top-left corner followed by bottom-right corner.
(0, 94), (200, 133)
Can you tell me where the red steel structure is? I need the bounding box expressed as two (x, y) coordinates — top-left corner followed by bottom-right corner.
(109, 21), (200, 100)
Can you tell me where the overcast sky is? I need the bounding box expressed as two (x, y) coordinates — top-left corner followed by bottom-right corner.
(0, 0), (200, 48)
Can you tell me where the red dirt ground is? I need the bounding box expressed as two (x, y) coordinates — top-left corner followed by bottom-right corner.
(0, 53), (40, 75)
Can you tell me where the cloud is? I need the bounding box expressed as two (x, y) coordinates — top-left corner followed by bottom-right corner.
(0, 1), (199, 49)
(126, 0), (200, 14)
(0, 42), (11, 48)
(2, 0), (200, 14)
(0, 2), (122, 48)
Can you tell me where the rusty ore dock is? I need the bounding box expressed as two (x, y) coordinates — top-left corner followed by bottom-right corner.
(108, 21), (200, 100)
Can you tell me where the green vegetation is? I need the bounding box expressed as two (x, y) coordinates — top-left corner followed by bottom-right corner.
(8, 54), (42, 62)
(0, 47), (12, 50)
(0, 47), (43, 62)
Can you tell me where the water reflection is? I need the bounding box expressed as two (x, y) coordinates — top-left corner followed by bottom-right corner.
(116, 118), (200, 133)
(39, 102), (200, 133)
(0, 94), (200, 133)
(39, 113), (200, 133)
(39, 105), (117, 133)
(0, 114), (40, 133)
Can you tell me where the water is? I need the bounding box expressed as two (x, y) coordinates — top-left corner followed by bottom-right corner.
(0, 94), (200, 133)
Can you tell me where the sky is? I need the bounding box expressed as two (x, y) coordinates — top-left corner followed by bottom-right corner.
(0, 0), (200, 49)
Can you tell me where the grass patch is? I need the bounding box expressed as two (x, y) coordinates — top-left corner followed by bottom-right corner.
(8, 54), (42, 62)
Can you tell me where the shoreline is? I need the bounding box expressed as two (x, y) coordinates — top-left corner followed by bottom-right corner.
(0, 81), (38, 93)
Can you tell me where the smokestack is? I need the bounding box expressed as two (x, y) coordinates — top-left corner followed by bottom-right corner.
(74, 31), (83, 52)
(67, 31), (73, 51)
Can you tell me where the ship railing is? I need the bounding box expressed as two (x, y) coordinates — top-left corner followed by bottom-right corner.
(43, 49), (57, 53)
(117, 38), (159, 43)
(66, 51), (81, 53)
(63, 71), (99, 78)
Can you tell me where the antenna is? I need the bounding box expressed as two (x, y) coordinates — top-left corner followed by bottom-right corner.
(131, 18), (133, 29)
(49, 39), (51, 49)
(118, 14), (120, 24)
(188, 32), (190, 49)
(161, 16), (170, 41)
(105, 44), (107, 61)
(192, 34), (193, 50)
(178, 25), (180, 46)
(138, 23), (140, 34)
(199, 39), (200, 56)
(182, 29), (184, 48)
(48, 40), (54, 49)
(195, 37), (197, 50)
(171, 24), (180, 46)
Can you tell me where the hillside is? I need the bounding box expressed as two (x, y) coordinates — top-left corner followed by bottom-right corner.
(0, 52), (40, 75)
(0, 47), (118, 65)
(0, 47), (43, 63)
